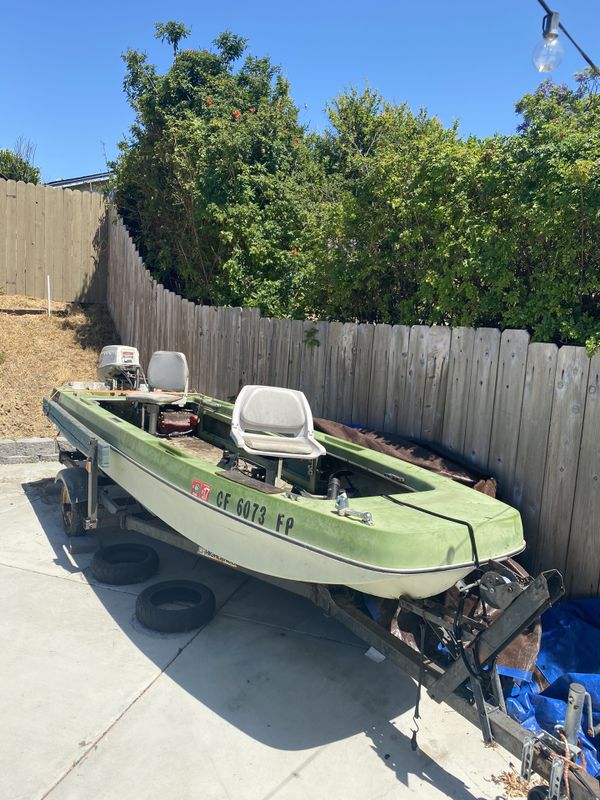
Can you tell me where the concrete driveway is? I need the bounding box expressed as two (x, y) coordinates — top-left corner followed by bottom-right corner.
(0, 461), (517, 800)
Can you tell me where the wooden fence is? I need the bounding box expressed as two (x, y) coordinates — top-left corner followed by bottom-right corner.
(107, 208), (600, 598)
(0, 179), (108, 302)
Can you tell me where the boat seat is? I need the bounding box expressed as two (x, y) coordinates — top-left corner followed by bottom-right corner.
(231, 385), (326, 461)
(127, 351), (189, 433)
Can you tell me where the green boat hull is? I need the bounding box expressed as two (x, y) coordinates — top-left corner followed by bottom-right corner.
(47, 387), (525, 599)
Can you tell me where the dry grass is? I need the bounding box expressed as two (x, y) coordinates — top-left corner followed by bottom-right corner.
(0, 295), (118, 438)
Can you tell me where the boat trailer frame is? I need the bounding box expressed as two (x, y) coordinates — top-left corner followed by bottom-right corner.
(45, 398), (600, 800)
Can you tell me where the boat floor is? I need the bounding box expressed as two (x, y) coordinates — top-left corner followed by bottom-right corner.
(168, 435), (225, 465)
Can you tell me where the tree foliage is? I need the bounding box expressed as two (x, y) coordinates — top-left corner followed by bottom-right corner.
(113, 27), (599, 346)
(0, 137), (40, 183)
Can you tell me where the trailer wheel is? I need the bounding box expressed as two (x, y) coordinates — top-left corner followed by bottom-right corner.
(91, 543), (159, 586)
(527, 788), (548, 800)
(60, 485), (86, 537)
(136, 580), (216, 633)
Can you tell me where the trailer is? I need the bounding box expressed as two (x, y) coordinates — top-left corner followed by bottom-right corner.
(45, 396), (600, 800)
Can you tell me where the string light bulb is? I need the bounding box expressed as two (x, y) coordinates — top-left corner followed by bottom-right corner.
(533, 11), (564, 72)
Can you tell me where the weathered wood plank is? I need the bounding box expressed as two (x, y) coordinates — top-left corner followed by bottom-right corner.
(535, 346), (590, 575)
(442, 327), (476, 455)
(23, 182), (36, 296)
(269, 317), (291, 387)
(351, 323), (374, 425)
(256, 317), (272, 388)
(287, 319), (305, 391)
(488, 329), (530, 497)
(5, 181), (18, 293)
(367, 324), (392, 430)
(79, 190), (92, 300)
(403, 325), (429, 438)
(299, 320), (328, 416)
(421, 326), (451, 443)
(511, 343), (558, 566)
(323, 322), (357, 423)
(463, 328), (501, 469)
(33, 184), (46, 298)
(227, 307), (242, 398)
(240, 307), (260, 390)
(383, 324), (411, 433)
(15, 181), (26, 295)
(0, 180), (7, 291)
(563, 354), (600, 596)
(70, 189), (83, 303)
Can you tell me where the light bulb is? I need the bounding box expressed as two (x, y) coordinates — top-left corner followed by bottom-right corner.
(533, 35), (564, 73)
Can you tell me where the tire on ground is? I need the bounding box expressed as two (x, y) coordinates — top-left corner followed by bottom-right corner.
(60, 485), (87, 537)
(91, 543), (160, 585)
(135, 580), (216, 633)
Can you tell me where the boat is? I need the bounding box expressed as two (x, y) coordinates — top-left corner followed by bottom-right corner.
(44, 347), (525, 600)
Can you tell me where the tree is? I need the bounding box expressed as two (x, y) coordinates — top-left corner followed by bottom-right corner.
(0, 137), (40, 183)
(113, 29), (321, 315)
(154, 21), (191, 58)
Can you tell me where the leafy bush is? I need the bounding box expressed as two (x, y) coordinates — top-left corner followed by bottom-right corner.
(113, 26), (599, 346)
(0, 138), (40, 184)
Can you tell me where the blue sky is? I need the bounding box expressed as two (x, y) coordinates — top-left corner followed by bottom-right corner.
(2, 1), (598, 182)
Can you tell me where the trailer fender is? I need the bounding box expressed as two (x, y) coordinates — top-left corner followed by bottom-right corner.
(55, 467), (88, 505)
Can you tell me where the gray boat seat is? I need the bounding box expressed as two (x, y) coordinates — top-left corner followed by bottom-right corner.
(231, 385), (326, 460)
(127, 351), (189, 432)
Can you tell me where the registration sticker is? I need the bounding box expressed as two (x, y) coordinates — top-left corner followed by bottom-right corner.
(191, 480), (212, 502)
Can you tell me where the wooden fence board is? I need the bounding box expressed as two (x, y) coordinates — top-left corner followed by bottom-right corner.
(463, 328), (501, 469)
(352, 323), (374, 425)
(384, 325), (410, 433)
(0, 180), (7, 289)
(256, 317), (272, 388)
(33, 184), (46, 298)
(488, 329), (530, 497)
(287, 319), (305, 390)
(323, 322), (357, 423)
(15, 181), (26, 295)
(421, 325), (451, 443)
(240, 307), (260, 389)
(269, 317), (291, 387)
(4, 181), (17, 294)
(511, 343), (558, 565)
(535, 346), (590, 574)
(563, 354), (600, 596)
(403, 326), (429, 438)
(23, 182), (36, 297)
(367, 324), (392, 430)
(299, 321), (328, 416)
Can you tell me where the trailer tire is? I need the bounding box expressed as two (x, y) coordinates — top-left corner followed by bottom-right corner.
(527, 788), (548, 800)
(135, 580), (216, 633)
(60, 485), (86, 537)
(91, 543), (159, 585)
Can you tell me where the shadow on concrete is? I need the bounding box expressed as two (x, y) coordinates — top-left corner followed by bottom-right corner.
(25, 474), (487, 800)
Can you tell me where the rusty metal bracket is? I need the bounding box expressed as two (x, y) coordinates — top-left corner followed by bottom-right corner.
(428, 571), (564, 704)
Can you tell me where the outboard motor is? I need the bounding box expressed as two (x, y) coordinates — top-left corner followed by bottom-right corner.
(97, 345), (143, 389)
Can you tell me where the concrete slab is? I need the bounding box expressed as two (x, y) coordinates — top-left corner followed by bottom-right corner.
(0, 461), (518, 800)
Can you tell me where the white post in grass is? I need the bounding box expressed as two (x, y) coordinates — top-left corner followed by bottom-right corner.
(47, 275), (51, 317)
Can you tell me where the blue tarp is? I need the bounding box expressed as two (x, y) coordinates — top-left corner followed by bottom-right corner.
(505, 600), (600, 777)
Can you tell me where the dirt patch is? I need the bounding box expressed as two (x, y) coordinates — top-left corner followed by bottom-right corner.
(0, 295), (118, 437)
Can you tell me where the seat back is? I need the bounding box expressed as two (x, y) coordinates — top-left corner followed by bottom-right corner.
(147, 351), (189, 394)
(231, 385), (326, 460)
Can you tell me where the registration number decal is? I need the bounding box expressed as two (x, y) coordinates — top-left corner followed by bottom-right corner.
(214, 490), (295, 534)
